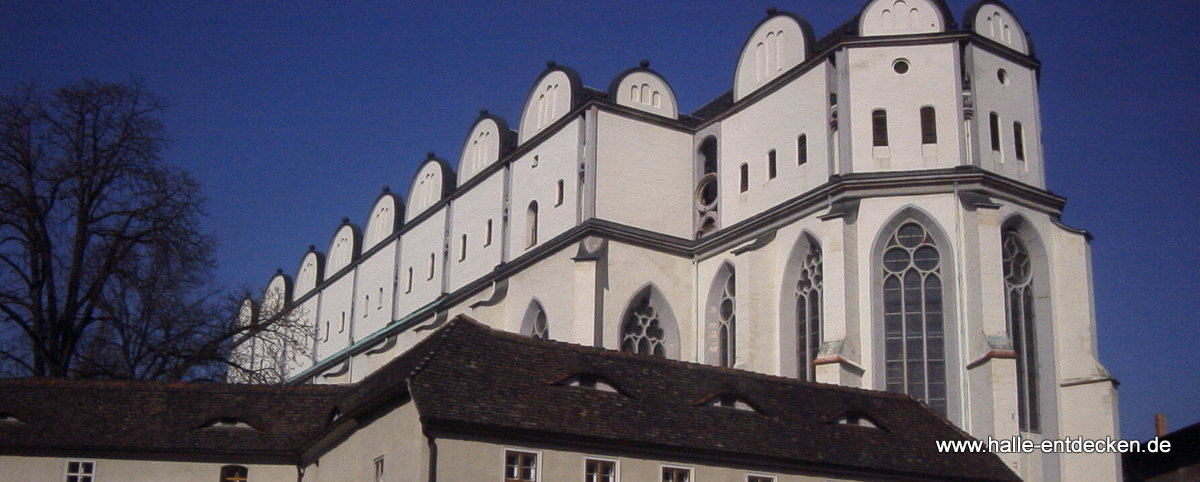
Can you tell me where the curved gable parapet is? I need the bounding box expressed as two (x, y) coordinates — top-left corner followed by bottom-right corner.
(607, 61), (679, 119)
(406, 154), (456, 221)
(964, 1), (1031, 55)
(295, 246), (326, 296)
(859, 0), (955, 37)
(457, 111), (516, 184)
(262, 270), (294, 316)
(733, 10), (816, 102)
(518, 62), (584, 144)
(325, 219), (363, 277)
(364, 189), (405, 248)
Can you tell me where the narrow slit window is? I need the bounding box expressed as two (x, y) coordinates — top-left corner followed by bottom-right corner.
(526, 201), (539, 248)
(406, 267), (413, 293)
(339, 312), (345, 333)
(460, 234), (467, 261)
(797, 134), (807, 165)
(485, 219), (493, 246)
(767, 150), (777, 179)
(739, 163), (749, 192)
(377, 287), (383, 309)
(989, 112), (1001, 151)
(1013, 122), (1026, 161)
(363, 295), (369, 317)
(555, 180), (564, 206)
(324, 321), (329, 341)
(427, 253), (435, 280)
(920, 106), (937, 144)
(872, 109), (888, 147)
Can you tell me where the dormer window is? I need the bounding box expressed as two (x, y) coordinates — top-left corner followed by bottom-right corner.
(0, 412), (22, 424)
(200, 417), (258, 431)
(553, 373), (620, 394)
(833, 412), (880, 429)
(699, 393), (757, 413)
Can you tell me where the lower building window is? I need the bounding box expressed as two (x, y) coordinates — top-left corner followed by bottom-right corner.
(220, 465), (248, 482)
(662, 466), (691, 482)
(65, 461), (94, 482)
(374, 456), (385, 482)
(585, 459), (615, 482)
(748, 476), (776, 482)
(505, 450), (537, 481)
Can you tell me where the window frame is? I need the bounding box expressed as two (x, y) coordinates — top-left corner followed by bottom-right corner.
(504, 448), (541, 482)
(872, 109), (889, 147)
(660, 464), (693, 482)
(583, 456), (619, 482)
(747, 475), (776, 482)
(64, 460), (96, 482)
(373, 455), (385, 482)
(220, 464), (249, 482)
(920, 106), (937, 145)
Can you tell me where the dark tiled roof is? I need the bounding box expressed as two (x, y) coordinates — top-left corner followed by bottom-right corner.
(408, 319), (1018, 481)
(0, 317), (1018, 480)
(0, 378), (340, 463)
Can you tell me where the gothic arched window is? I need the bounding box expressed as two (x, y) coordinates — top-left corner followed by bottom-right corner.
(796, 243), (823, 381)
(621, 294), (665, 357)
(1003, 231), (1039, 432)
(882, 221), (947, 416)
(716, 270), (736, 368)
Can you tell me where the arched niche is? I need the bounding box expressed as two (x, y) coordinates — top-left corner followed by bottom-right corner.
(324, 221), (362, 277)
(295, 248), (326, 296)
(859, 0), (954, 37)
(607, 64), (678, 119)
(406, 155), (456, 222)
(364, 190), (404, 248)
(964, 1), (1031, 55)
(518, 64), (583, 144)
(262, 271), (293, 317)
(617, 283), (681, 360)
(732, 11), (815, 102)
(457, 113), (516, 184)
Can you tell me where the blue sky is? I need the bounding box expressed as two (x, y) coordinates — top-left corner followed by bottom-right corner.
(3, 1), (1197, 441)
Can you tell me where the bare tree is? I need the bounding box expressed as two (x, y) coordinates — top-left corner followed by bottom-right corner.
(0, 80), (257, 380)
(226, 289), (317, 384)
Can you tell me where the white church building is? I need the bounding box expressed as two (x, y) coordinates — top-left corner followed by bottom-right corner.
(219, 1), (1114, 480)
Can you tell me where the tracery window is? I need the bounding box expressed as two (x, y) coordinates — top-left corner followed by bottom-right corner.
(882, 221), (947, 416)
(532, 308), (549, 340)
(1003, 231), (1039, 432)
(796, 244), (823, 381)
(717, 270), (736, 368)
(621, 294), (665, 357)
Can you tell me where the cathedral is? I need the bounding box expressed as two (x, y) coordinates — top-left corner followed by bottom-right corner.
(1, 1), (1121, 481)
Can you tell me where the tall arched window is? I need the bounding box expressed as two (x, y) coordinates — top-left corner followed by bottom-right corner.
(621, 293), (665, 357)
(882, 221), (947, 416)
(796, 243), (822, 381)
(708, 266), (736, 368)
(920, 106), (937, 144)
(526, 201), (539, 248)
(1003, 231), (1039, 432)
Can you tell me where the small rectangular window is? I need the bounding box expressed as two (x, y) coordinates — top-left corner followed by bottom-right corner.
(427, 253), (435, 280)
(920, 106), (937, 144)
(797, 134), (807, 165)
(739, 163), (749, 192)
(989, 112), (1001, 151)
(872, 109), (888, 147)
(460, 234), (468, 261)
(485, 219), (493, 246)
(363, 295), (369, 317)
(406, 267), (413, 293)
(339, 312), (345, 333)
(662, 466), (691, 482)
(555, 179), (564, 206)
(505, 450), (537, 481)
(221, 465), (249, 482)
(65, 461), (95, 482)
(585, 459), (616, 482)
(323, 321), (329, 341)
(1013, 121), (1025, 161)
(767, 150), (777, 179)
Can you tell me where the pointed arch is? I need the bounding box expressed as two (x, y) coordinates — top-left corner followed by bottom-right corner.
(520, 299), (550, 340)
(871, 206), (959, 420)
(618, 283), (680, 359)
(1000, 214), (1056, 434)
(779, 231), (823, 380)
(703, 261), (737, 367)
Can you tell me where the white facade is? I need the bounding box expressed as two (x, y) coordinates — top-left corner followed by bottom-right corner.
(240, 2), (1119, 480)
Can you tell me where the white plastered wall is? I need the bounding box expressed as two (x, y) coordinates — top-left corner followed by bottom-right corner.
(594, 112), (692, 239)
(300, 402), (429, 482)
(719, 64), (830, 227)
(0, 456), (295, 482)
(508, 119), (581, 260)
(970, 3), (1030, 55)
(396, 207), (447, 316)
(519, 70), (574, 144)
(447, 171), (506, 292)
(352, 239), (397, 343)
(846, 43), (962, 174)
(504, 249), (578, 342)
(603, 241), (694, 362)
(315, 269), (354, 361)
(970, 47), (1044, 188)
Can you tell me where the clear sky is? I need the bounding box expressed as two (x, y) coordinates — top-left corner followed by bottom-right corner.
(3, 1), (1197, 441)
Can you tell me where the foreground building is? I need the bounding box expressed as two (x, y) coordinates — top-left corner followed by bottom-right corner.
(0, 318), (1020, 481)
(3, 1), (1120, 480)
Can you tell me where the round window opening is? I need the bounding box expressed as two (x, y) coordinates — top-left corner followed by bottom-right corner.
(893, 59), (910, 74)
(997, 69), (1009, 85)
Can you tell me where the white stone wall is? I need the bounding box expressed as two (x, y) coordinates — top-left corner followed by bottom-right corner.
(970, 46), (1044, 187)
(594, 112), (693, 239)
(508, 118), (581, 259)
(447, 170), (506, 292)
